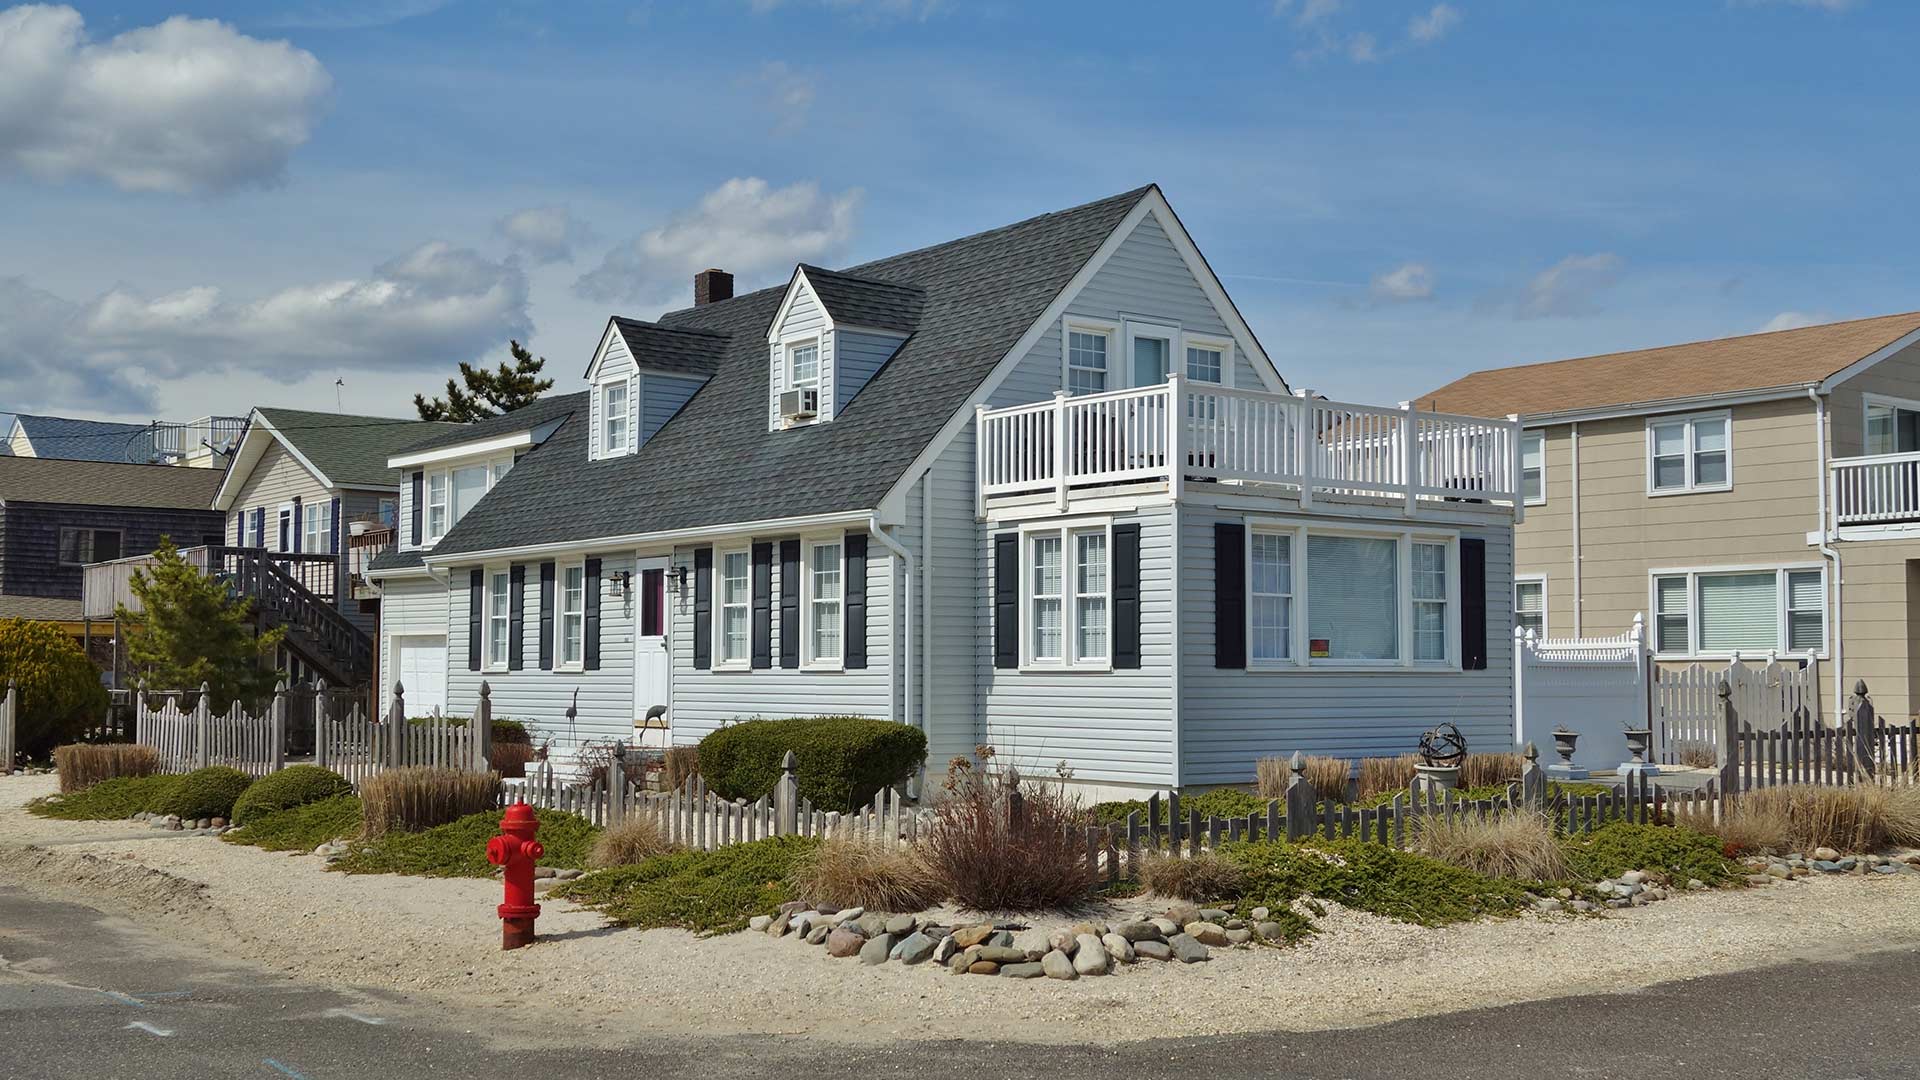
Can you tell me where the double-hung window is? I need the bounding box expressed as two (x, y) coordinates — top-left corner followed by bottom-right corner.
(1514, 578), (1546, 639)
(558, 564), (586, 669)
(1648, 412), (1730, 494)
(1065, 326), (1110, 396)
(716, 549), (751, 666)
(1248, 525), (1455, 668)
(1651, 567), (1825, 657)
(1022, 522), (1111, 669)
(486, 569), (512, 670)
(58, 527), (122, 565)
(806, 540), (844, 666)
(789, 342), (819, 390)
(303, 500), (332, 555)
(426, 473), (450, 540)
(602, 380), (630, 455)
(1520, 431), (1545, 504)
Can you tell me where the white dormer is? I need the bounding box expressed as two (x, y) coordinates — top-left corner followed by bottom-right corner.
(767, 265), (918, 431)
(584, 317), (722, 461)
(587, 321), (641, 461)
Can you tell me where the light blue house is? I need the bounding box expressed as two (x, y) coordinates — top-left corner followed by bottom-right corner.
(367, 186), (1525, 799)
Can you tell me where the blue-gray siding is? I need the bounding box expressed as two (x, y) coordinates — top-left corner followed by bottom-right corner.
(834, 331), (904, 412)
(642, 373), (705, 445)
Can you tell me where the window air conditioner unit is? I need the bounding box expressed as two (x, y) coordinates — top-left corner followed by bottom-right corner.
(780, 387), (818, 420)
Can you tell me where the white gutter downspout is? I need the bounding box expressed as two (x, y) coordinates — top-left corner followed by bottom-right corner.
(1570, 422), (1583, 637)
(921, 471), (935, 739)
(1811, 388), (1843, 725)
(869, 518), (916, 731)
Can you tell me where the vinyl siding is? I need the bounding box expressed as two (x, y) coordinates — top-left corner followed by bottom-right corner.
(834, 331), (904, 412)
(590, 335), (641, 461)
(1179, 497), (1517, 785)
(919, 435), (983, 767)
(667, 530), (896, 743)
(641, 373), (705, 445)
(770, 279), (832, 429)
(377, 575), (448, 716)
(1830, 339), (1920, 458)
(224, 440), (333, 552)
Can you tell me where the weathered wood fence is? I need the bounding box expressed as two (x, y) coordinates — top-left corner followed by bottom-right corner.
(1657, 654), (1821, 766)
(315, 681), (489, 788)
(0, 680), (15, 774)
(134, 684), (287, 777)
(1718, 679), (1919, 789)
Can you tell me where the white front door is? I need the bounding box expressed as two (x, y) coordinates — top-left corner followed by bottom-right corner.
(633, 556), (671, 748)
(394, 635), (447, 716)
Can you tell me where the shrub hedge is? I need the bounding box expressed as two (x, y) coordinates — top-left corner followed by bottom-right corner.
(0, 618), (111, 758)
(151, 766), (255, 821)
(230, 765), (352, 826)
(696, 717), (925, 812)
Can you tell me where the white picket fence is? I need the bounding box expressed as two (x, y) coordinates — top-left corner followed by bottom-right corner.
(315, 683), (489, 790)
(135, 685), (287, 778)
(1655, 652), (1821, 766)
(0, 680), (16, 774)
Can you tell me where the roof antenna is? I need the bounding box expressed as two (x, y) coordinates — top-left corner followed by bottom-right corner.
(334, 378), (345, 412)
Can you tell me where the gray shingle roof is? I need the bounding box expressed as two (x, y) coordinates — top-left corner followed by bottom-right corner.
(367, 548), (426, 573)
(0, 595), (85, 621)
(0, 456), (225, 509)
(610, 319), (730, 378)
(431, 186), (1151, 557)
(255, 408), (464, 490)
(9, 414), (155, 463)
(392, 392), (587, 457)
(798, 265), (925, 334)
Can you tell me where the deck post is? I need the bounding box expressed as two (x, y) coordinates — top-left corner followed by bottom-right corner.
(1401, 403), (1417, 516)
(1715, 679), (1738, 796)
(1165, 373), (1185, 502)
(1508, 414), (1525, 525)
(476, 681), (494, 773)
(1283, 751), (1315, 841)
(1052, 390), (1069, 510)
(1294, 390), (1315, 509)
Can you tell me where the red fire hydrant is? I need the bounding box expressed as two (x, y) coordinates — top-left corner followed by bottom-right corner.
(486, 801), (544, 950)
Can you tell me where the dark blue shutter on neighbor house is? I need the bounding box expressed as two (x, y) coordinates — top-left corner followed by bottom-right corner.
(1113, 523), (1142, 669)
(467, 569), (483, 671)
(508, 563), (526, 671)
(778, 539), (801, 669)
(251, 507), (264, 549)
(538, 562), (555, 671)
(692, 548), (713, 670)
(291, 497), (303, 553)
(993, 532), (1019, 669)
(583, 558), (602, 671)
(844, 533), (868, 670)
(1461, 537), (1488, 671)
(1214, 522), (1246, 669)
(751, 542), (773, 669)
(410, 471), (424, 546)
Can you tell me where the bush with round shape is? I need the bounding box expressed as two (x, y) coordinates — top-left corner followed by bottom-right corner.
(230, 765), (352, 826)
(152, 766), (256, 821)
(0, 618), (110, 758)
(696, 717), (926, 813)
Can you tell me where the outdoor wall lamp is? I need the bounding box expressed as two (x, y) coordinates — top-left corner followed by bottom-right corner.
(610, 569), (633, 596)
(671, 564), (689, 594)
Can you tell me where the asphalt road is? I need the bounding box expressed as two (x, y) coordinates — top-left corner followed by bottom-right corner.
(4, 884), (1919, 1080)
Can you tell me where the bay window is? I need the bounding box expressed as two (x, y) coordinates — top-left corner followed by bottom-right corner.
(1247, 524), (1456, 668)
(806, 539), (844, 666)
(1650, 566), (1826, 657)
(1022, 522), (1111, 669)
(1648, 412), (1730, 494)
(717, 549), (751, 665)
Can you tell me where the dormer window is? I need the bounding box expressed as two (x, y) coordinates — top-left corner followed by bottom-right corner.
(768, 265), (919, 431)
(602, 379), (630, 455)
(790, 342), (819, 389)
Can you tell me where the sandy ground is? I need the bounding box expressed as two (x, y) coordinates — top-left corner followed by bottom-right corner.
(5, 772), (1920, 1046)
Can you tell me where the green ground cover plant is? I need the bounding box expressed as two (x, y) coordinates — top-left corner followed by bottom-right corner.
(1561, 822), (1740, 886)
(230, 765), (352, 825)
(331, 807), (598, 878)
(222, 796), (364, 852)
(28, 774), (180, 820)
(1218, 838), (1538, 943)
(555, 835), (819, 935)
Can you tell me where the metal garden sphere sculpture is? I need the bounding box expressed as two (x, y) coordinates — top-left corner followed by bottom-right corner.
(1418, 722), (1468, 768)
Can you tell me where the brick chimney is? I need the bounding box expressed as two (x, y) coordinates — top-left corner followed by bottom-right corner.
(694, 268), (734, 306)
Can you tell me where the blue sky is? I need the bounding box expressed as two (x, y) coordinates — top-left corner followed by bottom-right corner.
(1, 0), (1913, 428)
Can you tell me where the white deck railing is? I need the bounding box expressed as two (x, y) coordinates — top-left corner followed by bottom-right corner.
(976, 376), (1522, 514)
(1830, 451), (1920, 527)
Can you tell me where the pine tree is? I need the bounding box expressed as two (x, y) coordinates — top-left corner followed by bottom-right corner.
(414, 340), (554, 422)
(118, 540), (285, 712)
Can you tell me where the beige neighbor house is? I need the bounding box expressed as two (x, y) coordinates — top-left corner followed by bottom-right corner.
(1418, 311), (1920, 724)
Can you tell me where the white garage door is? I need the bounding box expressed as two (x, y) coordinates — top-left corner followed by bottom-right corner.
(394, 635), (447, 717)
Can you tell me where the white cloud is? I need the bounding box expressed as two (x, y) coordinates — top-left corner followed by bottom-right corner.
(1511, 253), (1623, 319)
(749, 0), (945, 19)
(263, 1), (453, 29)
(575, 177), (862, 306)
(0, 5), (332, 193)
(1409, 4), (1462, 43)
(1371, 262), (1434, 302)
(1758, 310), (1832, 333)
(495, 206), (592, 265)
(1346, 31), (1378, 62)
(755, 61), (816, 132)
(0, 243), (530, 414)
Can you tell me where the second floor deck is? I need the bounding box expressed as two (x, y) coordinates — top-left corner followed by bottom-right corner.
(1831, 451), (1920, 536)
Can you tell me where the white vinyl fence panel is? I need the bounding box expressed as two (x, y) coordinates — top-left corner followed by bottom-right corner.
(1513, 617), (1648, 771)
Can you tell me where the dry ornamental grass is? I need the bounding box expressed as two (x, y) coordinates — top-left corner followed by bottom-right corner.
(662, 746), (700, 794)
(1708, 782), (1920, 855)
(1137, 850), (1247, 902)
(590, 816), (681, 868)
(359, 767), (500, 836)
(53, 744), (160, 793)
(788, 836), (945, 911)
(920, 749), (1096, 911)
(1357, 754), (1420, 799)
(1413, 811), (1569, 881)
(1257, 755), (1348, 801)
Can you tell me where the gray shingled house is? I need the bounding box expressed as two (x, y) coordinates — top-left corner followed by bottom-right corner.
(366, 186), (1527, 798)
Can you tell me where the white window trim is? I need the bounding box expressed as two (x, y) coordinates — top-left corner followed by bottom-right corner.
(1017, 516), (1113, 673)
(1861, 392), (1920, 456)
(425, 454), (513, 543)
(303, 499), (333, 555)
(1520, 430), (1547, 506)
(1646, 562), (1828, 660)
(801, 535), (846, 671)
(1123, 319), (1181, 391)
(1645, 410), (1733, 496)
(1182, 333), (1234, 387)
(787, 338), (822, 389)
(482, 564), (513, 673)
(1061, 317), (1118, 396)
(555, 560), (586, 673)
(425, 475), (449, 542)
(1244, 518), (1461, 673)
(1514, 573), (1548, 640)
(276, 503), (293, 553)
(601, 378), (632, 457)
(712, 545), (753, 670)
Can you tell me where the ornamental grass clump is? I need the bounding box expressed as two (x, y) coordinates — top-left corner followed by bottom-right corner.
(590, 815), (681, 868)
(359, 766), (499, 836)
(920, 746), (1096, 912)
(53, 744), (160, 793)
(1137, 850), (1247, 902)
(789, 836), (945, 911)
(1413, 811), (1569, 881)
(1357, 755), (1419, 799)
(1460, 752), (1526, 790)
(1257, 755), (1348, 801)
(1708, 783), (1920, 855)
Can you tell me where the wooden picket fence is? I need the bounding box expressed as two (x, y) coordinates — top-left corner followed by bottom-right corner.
(134, 684), (287, 778)
(1722, 680), (1920, 789)
(0, 679), (16, 775)
(315, 680), (488, 790)
(1656, 654), (1821, 766)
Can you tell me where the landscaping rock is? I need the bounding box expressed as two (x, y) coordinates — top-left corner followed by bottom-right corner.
(1163, 903), (1201, 926)
(985, 930), (1014, 949)
(897, 932), (937, 965)
(1619, 870), (1646, 886)
(1184, 921), (1229, 947)
(1686, 879), (1706, 891)
(1000, 962), (1046, 979)
(1251, 906), (1271, 921)
(1041, 950), (1077, 980)
(1570, 900), (1596, 913)
(825, 928), (866, 957)
(1149, 917), (1181, 938)
(1255, 921), (1287, 940)
(791, 913), (816, 937)
(767, 912), (792, 937)
(1874, 863), (1901, 875)
(1225, 928), (1254, 946)
(1814, 846), (1842, 862)
(951, 924), (995, 949)
(1168, 933), (1210, 963)
(779, 900), (810, 915)
(209, 817), (227, 829)
(967, 961), (1000, 976)
(1765, 863), (1792, 879)
(1133, 940), (1173, 961)
(885, 914), (918, 936)
(946, 951), (971, 974)
(1101, 932), (1134, 964)
(748, 915), (772, 932)
(1746, 875), (1776, 887)
(1116, 921), (1163, 943)
(859, 934), (896, 965)
(933, 936), (958, 964)
(1048, 929), (1078, 956)
(1069, 921), (1107, 938)
(1225, 918), (1247, 931)
(534, 866), (558, 880)
(828, 907), (865, 926)
(854, 914), (890, 937)
(1199, 908), (1230, 923)
(1071, 934), (1109, 975)
(158, 816), (181, 830)
(806, 924), (833, 945)
(976, 945), (1026, 965)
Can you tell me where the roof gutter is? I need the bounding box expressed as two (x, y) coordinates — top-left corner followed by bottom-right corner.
(867, 516), (916, 732)
(1512, 385), (1817, 428)
(420, 508), (879, 567)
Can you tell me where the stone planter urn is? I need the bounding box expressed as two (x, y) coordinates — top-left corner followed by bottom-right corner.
(1548, 727), (1589, 780)
(1411, 763), (1461, 798)
(1617, 727), (1660, 779)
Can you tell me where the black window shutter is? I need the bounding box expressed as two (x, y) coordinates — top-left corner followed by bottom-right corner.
(467, 568), (482, 671)
(538, 562), (555, 670)
(779, 539), (801, 668)
(292, 496), (303, 553)
(583, 558), (602, 671)
(1214, 522), (1246, 669)
(751, 541), (773, 669)
(1461, 537), (1488, 671)
(1113, 523), (1142, 669)
(508, 563), (526, 671)
(253, 507), (264, 547)
(845, 533), (868, 669)
(410, 471), (424, 545)
(993, 532), (1019, 669)
(329, 497), (342, 556)
(693, 547), (713, 670)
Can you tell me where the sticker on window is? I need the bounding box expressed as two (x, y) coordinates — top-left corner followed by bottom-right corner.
(1310, 637), (1331, 658)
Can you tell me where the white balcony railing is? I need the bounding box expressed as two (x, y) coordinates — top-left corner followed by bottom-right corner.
(1830, 451), (1920, 528)
(975, 376), (1522, 514)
